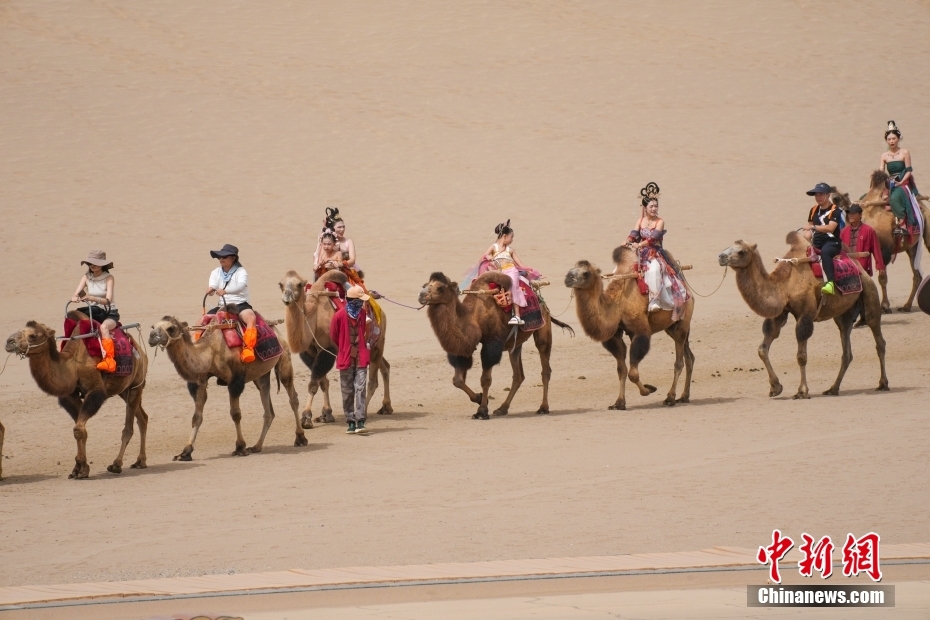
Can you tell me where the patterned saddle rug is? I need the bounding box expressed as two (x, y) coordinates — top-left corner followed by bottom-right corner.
(62, 318), (135, 376)
(807, 247), (863, 296)
(196, 311), (283, 362)
(487, 278), (546, 333)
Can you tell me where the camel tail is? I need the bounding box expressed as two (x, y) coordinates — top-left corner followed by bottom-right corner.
(274, 363), (282, 394)
(550, 316), (575, 336)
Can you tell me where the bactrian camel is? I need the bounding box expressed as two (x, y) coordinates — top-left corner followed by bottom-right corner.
(418, 271), (573, 419)
(279, 269), (392, 425)
(718, 232), (889, 398)
(5, 317), (149, 479)
(148, 316), (303, 461)
(850, 171), (930, 312)
(564, 246), (695, 410)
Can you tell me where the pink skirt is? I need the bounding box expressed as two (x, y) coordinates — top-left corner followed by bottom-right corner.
(503, 267), (527, 307)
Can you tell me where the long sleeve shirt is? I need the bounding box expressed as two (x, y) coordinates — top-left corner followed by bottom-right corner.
(208, 265), (250, 304)
(329, 307), (370, 370)
(840, 223), (885, 276)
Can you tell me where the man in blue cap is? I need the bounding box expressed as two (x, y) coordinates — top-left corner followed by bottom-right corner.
(803, 183), (844, 295)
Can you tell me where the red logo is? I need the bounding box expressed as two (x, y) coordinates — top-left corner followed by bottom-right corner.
(798, 533), (834, 579)
(758, 530), (882, 582)
(842, 532), (882, 582)
(757, 529), (794, 583)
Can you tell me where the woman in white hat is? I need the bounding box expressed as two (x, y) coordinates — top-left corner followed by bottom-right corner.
(70, 250), (120, 372)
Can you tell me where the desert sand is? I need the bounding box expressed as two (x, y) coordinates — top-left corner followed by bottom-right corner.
(1, 0), (929, 605)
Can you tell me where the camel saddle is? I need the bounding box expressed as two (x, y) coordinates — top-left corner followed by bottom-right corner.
(62, 317), (135, 376)
(806, 247), (863, 296)
(487, 279), (545, 332)
(196, 311), (283, 362)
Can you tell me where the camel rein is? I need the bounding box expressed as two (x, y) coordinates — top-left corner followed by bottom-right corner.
(680, 266), (728, 298)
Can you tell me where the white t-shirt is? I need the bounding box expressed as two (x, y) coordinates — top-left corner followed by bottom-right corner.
(209, 265), (250, 305)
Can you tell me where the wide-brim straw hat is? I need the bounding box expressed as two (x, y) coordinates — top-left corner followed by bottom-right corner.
(81, 250), (113, 269)
(346, 285), (370, 301)
(210, 243), (239, 259)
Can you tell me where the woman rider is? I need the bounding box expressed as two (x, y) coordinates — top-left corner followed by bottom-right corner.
(881, 120), (918, 235)
(206, 244), (258, 363)
(70, 250), (120, 372)
(624, 183), (690, 318)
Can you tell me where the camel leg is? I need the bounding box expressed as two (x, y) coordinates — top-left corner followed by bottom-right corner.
(602, 334), (629, 410)
(301, 348), (336, 425)
(248, 374), (275, 454)
(132, 406), (149, 469)
(107, 392), (136, 474)
(376, 357), (393, 415)
(899, 245), (921, 311)
(868, 315), (890, 392)
(877, 269), (891, 314)
(70, 390), (106, 479)
(534, 327), (553, 414)
(473, 365), (493, 420)
(759, 312), (788, 397)
(175, 381), (208, 461)
(677, 339), (695, 403)
(662, 329), (686, 406)
(364, 356), (380, 416)
(451, 366), (482, 406)
(793, 316), (814, 399)
(493, 344), (524, 416)
(627, 333), (659, 398)
(824, 311), (855, 396)
(282, 369), (306, 446)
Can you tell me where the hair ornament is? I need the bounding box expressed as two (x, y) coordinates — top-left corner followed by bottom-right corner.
(494, 219), (512, 237)
(319, 227), (336, 241)
(885, 120), (901, 139)
(639, 182), (661, 207)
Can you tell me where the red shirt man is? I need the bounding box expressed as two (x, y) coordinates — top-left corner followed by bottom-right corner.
(839, 205), (885, 276)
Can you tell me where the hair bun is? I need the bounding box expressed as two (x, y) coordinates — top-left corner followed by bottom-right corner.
(494, 218), (512, 237)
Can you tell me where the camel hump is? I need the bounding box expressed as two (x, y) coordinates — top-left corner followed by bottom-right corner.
(785, 230), (809, 253)
(612, 245), (637, 269)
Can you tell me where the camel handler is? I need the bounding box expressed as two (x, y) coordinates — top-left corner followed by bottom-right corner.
(71, 250), (120, 372)
(206, 244), (258, 363)
(840, 204), (885, 277)
(330, 285), (371, 435)
(803, 182), (844, 296)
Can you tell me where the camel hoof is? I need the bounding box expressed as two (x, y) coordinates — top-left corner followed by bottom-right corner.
(472, 412), (489, 420)
(536, 407), (549, 415)
(492, 409), (508, 416)
(107, 463), (122, 474)
(68, 464), (89, 479)
(897, 306), (912, 313)
(876, 384), (890, 392)
(295, 434), (309, 447)
(882, 307), (892, 315)
(232, 447), (250, 457)
(792, 393), (810, 400)
(608, 403), (626, 411)
(300, 414), (314, 429)
(663, 397), (676, 407)
(246, 445), (262, 454)
(822, 388), (840, 396)
(769, 384), (784, 397)
(470, 394), (482, 405)
(313, 414), (336, 424)
(644, 384), (658, 394)
(173, 446), (194, 462)
(376, 405), (394, 415)
(676, 396), (690, 404)
(130, 460), (146, 469)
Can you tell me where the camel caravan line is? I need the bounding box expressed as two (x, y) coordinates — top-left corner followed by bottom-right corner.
(2, 176), (929, 481)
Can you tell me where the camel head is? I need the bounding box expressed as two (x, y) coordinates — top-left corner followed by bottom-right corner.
(564, 260), (601, 290)
(718, 241), (757, 269)
(148, 317), (188, 347)
(419, 272), (459, 305)
(279, 270), (308, 306)
(870, 169), (890, 192)
(830, 187), (851, 212)
(5, 322), (56, 358)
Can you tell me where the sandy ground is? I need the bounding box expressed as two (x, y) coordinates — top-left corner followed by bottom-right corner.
(1, 0), (929, 606)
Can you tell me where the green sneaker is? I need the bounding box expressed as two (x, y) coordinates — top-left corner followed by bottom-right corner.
(354, 420), (369, 434)
(346, 421), (356, 434)
(821, 281), (836, 295)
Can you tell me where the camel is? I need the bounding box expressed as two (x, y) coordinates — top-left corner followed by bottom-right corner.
(4, 317), (149, 479)
(148, 316), (303, 461)
(847, 171), (930, 312)
(279, 269), (392, 425)
(717, 232), (889, 398)
(418, 270), (573, 419)
(563, 246), (695, 410)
